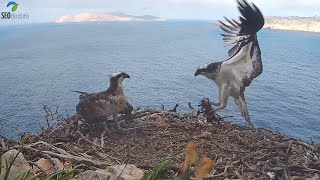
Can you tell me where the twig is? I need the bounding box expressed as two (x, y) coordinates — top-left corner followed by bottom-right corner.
(29, 141), (69, 155)
(291, 140), (316, 152)
(77, 130), (100, 147)
(41, 151), (106, 167)
(209, 166), (229, 177)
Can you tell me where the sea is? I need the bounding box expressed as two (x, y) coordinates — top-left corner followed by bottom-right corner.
(0, 21), (319, 143)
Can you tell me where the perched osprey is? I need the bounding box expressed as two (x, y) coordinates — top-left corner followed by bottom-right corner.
(194, 0), (264, 127)
(72, 90), (133, 115)
(75, 72), (131, 133)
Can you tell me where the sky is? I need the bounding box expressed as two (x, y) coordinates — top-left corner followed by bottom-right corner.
(1, 0), (320, 24)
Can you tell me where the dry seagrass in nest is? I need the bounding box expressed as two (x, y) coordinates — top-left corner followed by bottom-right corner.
(1, 109), (320, 179)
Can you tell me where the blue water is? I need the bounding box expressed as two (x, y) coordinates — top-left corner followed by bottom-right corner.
(0, 22), (319, 142)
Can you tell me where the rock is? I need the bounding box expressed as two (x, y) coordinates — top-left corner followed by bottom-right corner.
(72, 164), (144, 180)
(0, 150), (34, 180)
(33, 158), (64, 175)
(71, 170), (109, 180)
(98, 164), (144, 180)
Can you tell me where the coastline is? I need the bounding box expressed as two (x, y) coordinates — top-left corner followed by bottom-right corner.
(263, 26), (320, 33)
(264, 16), (320, 33)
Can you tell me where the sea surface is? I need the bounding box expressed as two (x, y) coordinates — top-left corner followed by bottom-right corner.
(0, 22), (319, 142)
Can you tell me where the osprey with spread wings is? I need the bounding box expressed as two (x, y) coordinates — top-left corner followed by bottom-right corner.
(195, 0), (264, 127)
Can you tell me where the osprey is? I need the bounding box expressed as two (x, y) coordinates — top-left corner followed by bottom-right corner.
(72, 90), (133, 115)
(194, 0), (264, 127)
(75, 72), (131, 133)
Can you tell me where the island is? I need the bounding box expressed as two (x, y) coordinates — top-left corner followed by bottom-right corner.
(264, 16), (320, 32)
(56, 12), (165, 23)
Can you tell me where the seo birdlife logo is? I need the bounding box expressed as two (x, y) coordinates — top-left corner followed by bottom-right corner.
(7, 1), (19, 12)
(1, 1), (29, 20)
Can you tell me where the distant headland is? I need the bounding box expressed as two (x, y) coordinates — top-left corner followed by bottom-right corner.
(55, 14), (320, 33)
(56, 12), (165, 23)
(264, 16), (320, 32)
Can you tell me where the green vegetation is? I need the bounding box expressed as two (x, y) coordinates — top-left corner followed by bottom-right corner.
(141, 156), (177, 180)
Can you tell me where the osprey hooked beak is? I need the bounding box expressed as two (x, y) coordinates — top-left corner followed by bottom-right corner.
(194, 62), (221, 78)
(122, 72), (130, 79)
(194, 68), (203, 77)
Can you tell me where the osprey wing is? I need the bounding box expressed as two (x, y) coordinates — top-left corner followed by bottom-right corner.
(219, 0), (264, 87)
(76, 90), (128, 124)
(75, 91), (114, 123)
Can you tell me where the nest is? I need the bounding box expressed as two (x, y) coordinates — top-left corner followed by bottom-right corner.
(1, 109), (320, 179)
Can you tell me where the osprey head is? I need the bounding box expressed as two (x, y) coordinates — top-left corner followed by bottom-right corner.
(110, 72), (130, 85)
(194, 62), (221, 79)
(110, 71), (130, 79)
